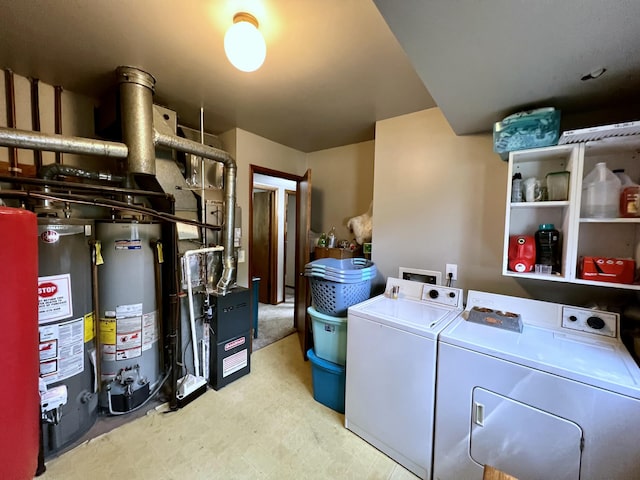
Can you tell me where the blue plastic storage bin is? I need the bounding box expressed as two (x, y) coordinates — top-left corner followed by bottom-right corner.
(307, 348), (345, 413)
(308, 306), (347, 365)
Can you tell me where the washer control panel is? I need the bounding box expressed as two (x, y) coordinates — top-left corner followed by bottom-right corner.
(421, 286), (463, 308)
(561, 306), (618, 338)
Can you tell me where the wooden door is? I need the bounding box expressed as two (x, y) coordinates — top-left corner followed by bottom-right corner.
(252, 190), (276, 304)
(295, 169), (312, 359)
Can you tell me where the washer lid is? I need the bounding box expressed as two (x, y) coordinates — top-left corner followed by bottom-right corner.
(440, 315), (640, 399)
(348, 294), (462, 338)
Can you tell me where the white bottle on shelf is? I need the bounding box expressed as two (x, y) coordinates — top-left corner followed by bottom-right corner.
(581, 162), (621, 218)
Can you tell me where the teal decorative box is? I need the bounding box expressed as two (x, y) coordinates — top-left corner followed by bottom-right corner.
(493, 108), (561, 160)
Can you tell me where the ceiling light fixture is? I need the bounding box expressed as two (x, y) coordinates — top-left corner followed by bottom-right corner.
(224, 12), (266, 73)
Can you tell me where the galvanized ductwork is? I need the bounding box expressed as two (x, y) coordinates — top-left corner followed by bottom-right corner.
(0, 127), (128, 158)
(153, 131), (237, 292)
(117, 66), (156, 177)
(0, 65), (238, 292)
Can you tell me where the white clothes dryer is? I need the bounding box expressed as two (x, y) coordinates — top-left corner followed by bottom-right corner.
(345, 278), (463, 479)
(433, 290), (640, 480)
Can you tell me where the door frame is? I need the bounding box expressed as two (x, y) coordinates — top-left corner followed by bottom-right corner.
(249, 165), (312, 358)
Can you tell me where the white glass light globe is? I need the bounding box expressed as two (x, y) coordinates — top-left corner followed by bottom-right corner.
(224, 20), (267, 72)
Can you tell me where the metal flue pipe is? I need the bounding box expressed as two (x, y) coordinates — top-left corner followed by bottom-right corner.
(117, 66), (156, 177)
(153, 130), (238, 293)
(0, 127), (128, 158)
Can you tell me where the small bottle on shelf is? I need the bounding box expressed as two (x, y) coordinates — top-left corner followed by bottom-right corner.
(327, 227), (336, 248)
(613, 169), (640, 218)
(535, 224), (561, 274)
(511, 173), (523, 202)
(317, 232), (327, 247)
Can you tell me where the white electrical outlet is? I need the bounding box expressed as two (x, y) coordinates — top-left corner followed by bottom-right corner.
(445, 264), (458, 281)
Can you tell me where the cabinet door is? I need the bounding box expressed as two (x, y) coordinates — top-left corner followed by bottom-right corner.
(573, 138), (640, 290)
(503, 144), (581, 281)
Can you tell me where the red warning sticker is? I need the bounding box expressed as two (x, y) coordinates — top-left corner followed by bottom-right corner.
(224, 337), (246, 351)
(40, 230), (59, 244)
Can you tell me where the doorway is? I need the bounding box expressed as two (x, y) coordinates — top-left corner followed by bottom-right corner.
(250, 166), (311, 354)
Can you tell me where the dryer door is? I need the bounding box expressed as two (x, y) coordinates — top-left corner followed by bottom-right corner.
(470, 387), (582, 480)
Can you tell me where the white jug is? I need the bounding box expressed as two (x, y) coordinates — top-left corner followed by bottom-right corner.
(581, 162), (621, 218)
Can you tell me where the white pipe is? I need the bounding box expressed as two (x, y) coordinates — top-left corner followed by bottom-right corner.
(183, 246), (224, 377)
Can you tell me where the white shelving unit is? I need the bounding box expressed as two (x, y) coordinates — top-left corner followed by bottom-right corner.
(502, 136), (640, 290)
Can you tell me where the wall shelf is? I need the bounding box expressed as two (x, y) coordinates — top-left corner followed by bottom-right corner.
(502, 137), (640, 290)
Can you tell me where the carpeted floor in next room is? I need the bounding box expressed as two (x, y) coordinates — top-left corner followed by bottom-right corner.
(38, 333), (417, 480)
(252, 287), (297, 351)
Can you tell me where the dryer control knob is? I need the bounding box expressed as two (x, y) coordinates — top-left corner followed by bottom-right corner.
(429, 289), (439, 299)
(448, 292), (456, 298)
(587, 316), (606, 330)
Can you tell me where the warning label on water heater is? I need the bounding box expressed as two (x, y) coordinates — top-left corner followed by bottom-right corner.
(39, 318), (84, 385)
(115, 303), (143, 360)
(38, 274), (73, 324)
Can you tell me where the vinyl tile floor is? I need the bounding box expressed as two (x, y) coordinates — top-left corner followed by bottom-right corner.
(38, 333), (417, 480)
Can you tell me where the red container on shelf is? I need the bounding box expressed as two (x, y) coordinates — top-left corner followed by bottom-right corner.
(508, 235), (535, 273)
(579, 256), (635, 284)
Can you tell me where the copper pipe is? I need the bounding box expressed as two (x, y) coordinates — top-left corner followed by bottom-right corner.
(89, 240), (102, 391)
(30, 78), (43, 171)
(150, 240), (165, 369)
(54, 85), (63, 164)
(168, 223), (180, 411)
(4, 69), (19, 176)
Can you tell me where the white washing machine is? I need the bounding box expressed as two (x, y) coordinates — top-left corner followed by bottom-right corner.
(433, 290), (640, 480)
(345, 278), (463, 479)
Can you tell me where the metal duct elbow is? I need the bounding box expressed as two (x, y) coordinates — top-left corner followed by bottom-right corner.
(153, 130), (237, 294)
(216, 160), (237, 294)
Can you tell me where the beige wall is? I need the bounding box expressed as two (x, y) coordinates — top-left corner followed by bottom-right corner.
(372, 107), (632, 306)
(373, 107), (516, 295)
(0, 73), (97, 168)
(306, 140), (375, 243)
(220, 128), (307, 288)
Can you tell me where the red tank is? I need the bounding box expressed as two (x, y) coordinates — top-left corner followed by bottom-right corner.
(0, 207), (39, 479)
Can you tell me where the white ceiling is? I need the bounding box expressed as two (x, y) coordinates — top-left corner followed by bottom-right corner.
(0, 1), (638, 153)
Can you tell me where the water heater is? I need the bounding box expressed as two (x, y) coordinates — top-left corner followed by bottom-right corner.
(96, 221), (163, 412)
